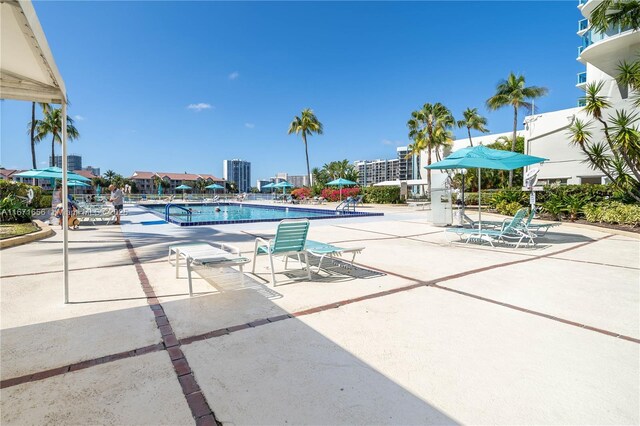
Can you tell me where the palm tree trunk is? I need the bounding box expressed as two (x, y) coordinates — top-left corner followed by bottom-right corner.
(30, 102), (37, 169)
(467, 127), (473, 147)
(51, 134), (56, 167)
(427, 143), (432, 195)
(509, 106), (518, 187)
(302, 132), (311, 187)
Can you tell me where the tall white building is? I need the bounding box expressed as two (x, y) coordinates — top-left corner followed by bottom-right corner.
(523, 0), (639, 185)
(223, 159), (251, 192)
(354, 159), (399, 186)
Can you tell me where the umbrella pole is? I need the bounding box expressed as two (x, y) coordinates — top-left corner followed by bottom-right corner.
(477, 168), (481, 234)
(62, 102), (69, 304)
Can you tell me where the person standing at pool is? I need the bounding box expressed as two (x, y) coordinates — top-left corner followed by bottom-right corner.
(108, 184), (124, 225)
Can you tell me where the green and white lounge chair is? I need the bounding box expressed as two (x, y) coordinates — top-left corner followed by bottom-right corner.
(523, 209), (561, 236)
(252, 219), (312, 285)
(446, 208), (536, 248)
(304, 240), (365, 273)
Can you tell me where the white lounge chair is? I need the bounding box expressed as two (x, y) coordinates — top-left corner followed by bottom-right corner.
(168, 242), (251, 296)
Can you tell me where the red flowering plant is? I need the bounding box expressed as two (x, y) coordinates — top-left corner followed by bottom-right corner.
(291, 187), (311, 200)
(320, 187), (360, 202)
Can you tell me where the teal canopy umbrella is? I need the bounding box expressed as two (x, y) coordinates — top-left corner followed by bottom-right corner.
(273, 181), (293, 197)
(205, 183), (224, 196)
(15, 167), (91, 182)
(67, 180), (90, 187)
(175, 184), (191, 200)
(425, 145), (547, 230)
(327, 178), (358, 202)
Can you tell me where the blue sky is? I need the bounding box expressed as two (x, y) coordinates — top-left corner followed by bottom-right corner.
(1, 1), (583, 181)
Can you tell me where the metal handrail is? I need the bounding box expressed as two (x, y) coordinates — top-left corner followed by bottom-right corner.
(165, 203), (192, 222)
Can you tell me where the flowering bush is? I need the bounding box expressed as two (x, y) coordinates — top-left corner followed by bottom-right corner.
(291, 187), (311, 200)
(320, 187), (360, 202)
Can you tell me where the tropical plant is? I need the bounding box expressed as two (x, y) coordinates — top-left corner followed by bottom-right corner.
(568, 81), (640, 202)
(27, 103), (50, 169)
(584, 201), (640, 226)
(562, 195), (587, 222)
(288, 108), (323, 187)
(590, 0), (640, 33)
(541, 195), (565, 221)
(103, 170), (117, 182)
(486, 72), (548, 187)
(617, 58), (640, 108)
(320, 160), (359, 182)
(406, 102), (455, 193)
(34, 107), (79, 166)
(361, 186), (402, 204)
(457, 107), (489, 146)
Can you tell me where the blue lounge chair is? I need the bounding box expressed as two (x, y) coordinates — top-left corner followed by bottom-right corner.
(304, 240), (365, 273)
(252, 219), (311, 285)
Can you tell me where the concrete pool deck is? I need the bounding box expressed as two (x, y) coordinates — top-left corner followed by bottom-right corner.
(1, 204), (638, 425)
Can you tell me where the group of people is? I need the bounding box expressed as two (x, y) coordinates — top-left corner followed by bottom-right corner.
(52, 183), (124, 229)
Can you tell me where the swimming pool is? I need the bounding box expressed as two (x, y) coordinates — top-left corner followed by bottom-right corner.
(143, 202), (383, 226)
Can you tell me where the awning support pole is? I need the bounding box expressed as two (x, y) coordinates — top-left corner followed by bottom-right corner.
(62, 102), (69, 304)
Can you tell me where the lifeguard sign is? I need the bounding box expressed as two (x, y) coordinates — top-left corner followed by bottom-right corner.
(523, 168), (543, 212)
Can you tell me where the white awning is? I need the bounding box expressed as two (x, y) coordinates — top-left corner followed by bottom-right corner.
(1, 0), (71, 304)
(0, 0), (66, 104)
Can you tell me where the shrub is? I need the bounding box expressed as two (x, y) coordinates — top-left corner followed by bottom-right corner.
(562, 194), (586, 222)
(490, 188), (527, 207)
(320, 187), (360, 202)
(0, 195), (32, 223)
(361, 186), (401, 204)
(38, 195), (52, 209)
(583, 202), (640, 226)
(495, 200), (523, 216)
(291, 187), (311, 200)
(0, 180), (44, 207)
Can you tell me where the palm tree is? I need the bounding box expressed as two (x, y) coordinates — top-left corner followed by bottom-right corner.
(288, 108), (323, 187)
(407, 103), (455, 193)
(590, 0), (640, 33)
(35, 107), (79, 167)
(486, 72), (548, 187)
(104, 170), (117, 182)
(27, 103), (50, 169)
(457, 108), (489, 146)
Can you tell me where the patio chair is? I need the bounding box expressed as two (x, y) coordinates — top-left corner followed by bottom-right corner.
(305, 240), (365, 273)
(252, 219), (312, 285)
(446, 208), (535, 248)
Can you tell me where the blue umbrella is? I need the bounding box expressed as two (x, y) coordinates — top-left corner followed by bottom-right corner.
(15, 167), (91, 182)
(327, 178), (358, 202)
(425, 145), (547, 230)
(175, 184), (191, 200)
(205, 183), (224, 194)
(273, 181), (293, 197)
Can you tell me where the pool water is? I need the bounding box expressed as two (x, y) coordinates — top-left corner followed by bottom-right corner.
(143, 202), (382, 226)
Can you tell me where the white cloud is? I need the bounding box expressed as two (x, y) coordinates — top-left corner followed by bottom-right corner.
(244, 123), (255, 129)
(382, 139), (403, 146)
(74, 115), (85, 121)
(228, 71), (239, 80)
(187, 103), (212, 112)
(39, 161), (47, 165)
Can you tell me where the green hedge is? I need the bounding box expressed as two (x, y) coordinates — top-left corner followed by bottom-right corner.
(0, 180), (48, 208)
(362, 186), (402, 204)
(584, 202), (640, 226)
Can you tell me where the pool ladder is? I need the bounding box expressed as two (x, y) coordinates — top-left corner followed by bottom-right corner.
(165, 203), (192, 222)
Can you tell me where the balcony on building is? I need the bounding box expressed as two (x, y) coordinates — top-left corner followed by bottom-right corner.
(576, 71), (587, 88)
(577, 98), (587, 107)
(577, 18), (589, 35)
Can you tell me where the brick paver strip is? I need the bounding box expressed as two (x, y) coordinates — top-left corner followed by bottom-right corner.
(3, 232), (637, 393)
(123, 240), (220, 425)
